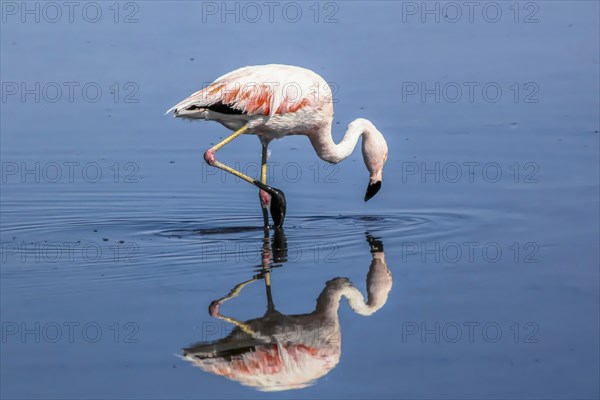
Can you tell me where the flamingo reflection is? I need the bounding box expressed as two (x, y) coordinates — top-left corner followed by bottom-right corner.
(182, 230), (392, 391)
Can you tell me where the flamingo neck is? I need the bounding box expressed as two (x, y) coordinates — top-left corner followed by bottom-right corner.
(316, 280), (385, 317)
(315, 253), (391, 317)
(309, 118), (376, 164)
(315, 284), (376, 317)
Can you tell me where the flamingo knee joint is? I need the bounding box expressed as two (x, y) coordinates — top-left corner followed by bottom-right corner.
(204, 149), (216, 166)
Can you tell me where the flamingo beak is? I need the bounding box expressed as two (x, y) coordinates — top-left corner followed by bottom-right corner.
(366, 234), (384, 253)
(254, 181), (287, 228)
(364, 181), (382, 202)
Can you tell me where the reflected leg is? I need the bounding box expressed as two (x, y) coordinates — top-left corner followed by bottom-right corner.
(208, 277), (260, 336)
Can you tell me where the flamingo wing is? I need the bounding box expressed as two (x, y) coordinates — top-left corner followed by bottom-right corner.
(167, 64), (332, 118)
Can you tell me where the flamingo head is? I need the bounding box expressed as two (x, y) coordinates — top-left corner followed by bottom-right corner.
(361, 122), (388, 202)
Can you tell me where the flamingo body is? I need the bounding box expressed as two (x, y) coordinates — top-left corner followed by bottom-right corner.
(182, 234), (392, 391)
(168, 64), (389, 226)
(167, 64), (334, 142)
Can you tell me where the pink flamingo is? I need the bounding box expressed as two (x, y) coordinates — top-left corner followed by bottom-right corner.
(167, 64), (389, 227)
(182, 232), (392, 391)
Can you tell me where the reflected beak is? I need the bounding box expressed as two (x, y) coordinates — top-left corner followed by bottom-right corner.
(366, 234), (384, 253)
(364, 181), (382, 202)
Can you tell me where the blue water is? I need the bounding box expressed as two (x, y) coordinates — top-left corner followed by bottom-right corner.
(1, 1), (599, 398)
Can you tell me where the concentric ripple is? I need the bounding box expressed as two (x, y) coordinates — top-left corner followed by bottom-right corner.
(1, 208), (479, 295)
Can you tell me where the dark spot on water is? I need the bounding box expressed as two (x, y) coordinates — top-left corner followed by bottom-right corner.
(170, 161), (174, 163)
(172, 365), (177, 368)
(11, 42), (16, 45)
(103, 238), (109, 242)
(357, 216), (385, 222)
(360, 106), (364, 110)
(119, 240), (125, 244)
(93, 229), (98, 232)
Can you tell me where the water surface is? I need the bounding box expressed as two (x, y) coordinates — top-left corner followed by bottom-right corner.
(1, 2), (599, 399)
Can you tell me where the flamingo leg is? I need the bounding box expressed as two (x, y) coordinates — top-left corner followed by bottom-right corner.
(203, 125), (287, 227)
(212, 315), (256, 337)
(260, 230), (275, 312)
(208, 276), (260, 336)
(204, 125), (253, 184)
(206, 228), (281, 337)
(259, 143), (270, 227)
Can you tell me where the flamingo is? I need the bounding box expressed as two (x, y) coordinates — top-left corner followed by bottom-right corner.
(167, 64), (389, 228)
(181, 231), (392, 391)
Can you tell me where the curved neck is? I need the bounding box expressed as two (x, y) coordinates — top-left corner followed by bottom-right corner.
(315, 254), (392, 317)
(309, 118), (376, 164)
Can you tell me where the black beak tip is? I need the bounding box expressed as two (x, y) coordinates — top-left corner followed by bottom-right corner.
(366, 233), (384, 253)
(364, 181), (382, 202)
